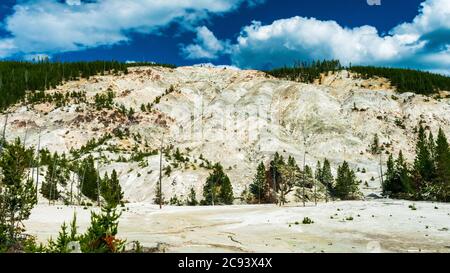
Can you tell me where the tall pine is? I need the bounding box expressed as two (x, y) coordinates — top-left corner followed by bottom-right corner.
(79, 155), (99, 201)
(434, 128), (450, 201)
(321, 159), (334, 198)
(413, 124), (434, 183)
(249, 162), (267, 204)
(334, 161), (359, 200)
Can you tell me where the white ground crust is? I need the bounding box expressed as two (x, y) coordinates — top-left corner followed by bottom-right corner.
(24, 200), (450, 253)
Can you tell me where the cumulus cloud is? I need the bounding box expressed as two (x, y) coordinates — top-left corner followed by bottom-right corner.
(183, 0), (449, 74)
(0, 0), (260, 58)
(230, 17), (424, 69)
(181, 26), (230, 59)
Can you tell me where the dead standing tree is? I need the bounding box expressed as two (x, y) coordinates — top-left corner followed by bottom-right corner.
(299, 121), (318, 207)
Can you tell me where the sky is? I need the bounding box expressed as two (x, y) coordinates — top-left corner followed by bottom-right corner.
(0, 0), (449, 74)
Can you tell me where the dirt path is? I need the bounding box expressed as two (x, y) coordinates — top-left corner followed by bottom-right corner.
(24, 200), (450, 253)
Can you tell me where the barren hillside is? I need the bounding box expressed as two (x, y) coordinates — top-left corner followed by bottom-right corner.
(2, 66), (450, 203)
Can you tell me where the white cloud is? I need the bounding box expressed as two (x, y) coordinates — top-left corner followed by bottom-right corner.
(182, 0), (449, 74)
(181, 26), (230, 59)
(0, 0), (260, 58)
(392, 0), (450, 37)
(230, 17), (423, 69)
(0, 39), (16, 58)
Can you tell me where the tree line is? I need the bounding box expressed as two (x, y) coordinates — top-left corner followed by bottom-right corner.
(349, 65), (450, 95)
(267, 60), (450, 95)
(267, 60), (342, 83)
(248, 153), (360, 206)
(0, 60), (177, 111)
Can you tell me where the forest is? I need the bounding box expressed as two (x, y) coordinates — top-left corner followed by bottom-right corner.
(349, 65), (450, 95)
(267, 60), (450, 95)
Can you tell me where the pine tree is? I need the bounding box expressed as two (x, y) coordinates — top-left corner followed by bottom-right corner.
(321, 159), (334, 199)
(395, 151), (412, 195)
(428, 132), (436, 162)
(277, 160), (298, 206)
(413, 125), (434, 183)
(249, 162), (266, 204)
(268, 152), (284, 202)
(315, 161), (322, 185)
(384, 151), (412, 197)
(46, 218), (78, 253)
(382, 154), (396, 196)
(0, 139), (36, 248)
(371, 134), (380, 155)
(41, 153), (69, 201)
(202, 163), (234, 205)
(79, 206), (125, 253)
(153, 181), (164, 205)
(334, 161), (359, 200)
(78, 155), (99, 201)
(434, 128), (450, 201)
(303, 165), (314, 188)
(186, 187), (198, 206)
(101, 170), (123, 207)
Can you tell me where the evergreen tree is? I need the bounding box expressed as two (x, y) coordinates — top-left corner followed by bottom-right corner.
(46, 217), (78, 253)
(334, 161), (359, 200)
(294, 164), (313, 205)
(268, 152), (285, 202)
(202, 163), (234, 205)
(413, 125), (435, 183)
(153, 181), (164, 205)
(371, 134), (380, 155)
(434, 128), (450, 201)
(101, 170), (123, 207)
(382, 154), (396, 195)
(40, 153), (70, 201)
(249, 162), (267, 204)
(395, 151), (412, 195)
(79, 206), (125, 253)
(277, 159), (298, 206)
(0, 139), (36, 249)
(315, 161), (322, 185)
(428, 132), (436, 163)
(321, 159), (334, 199)
(383, 151), (412, 197)
(302, 165), (314, 188)
(78, 155), (99, 201)
(186, 187), (198, 206)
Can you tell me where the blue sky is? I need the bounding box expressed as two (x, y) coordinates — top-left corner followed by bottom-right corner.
(0, 0), (449, 74)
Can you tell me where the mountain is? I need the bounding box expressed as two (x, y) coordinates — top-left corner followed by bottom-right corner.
(2, 65), (450, 203)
